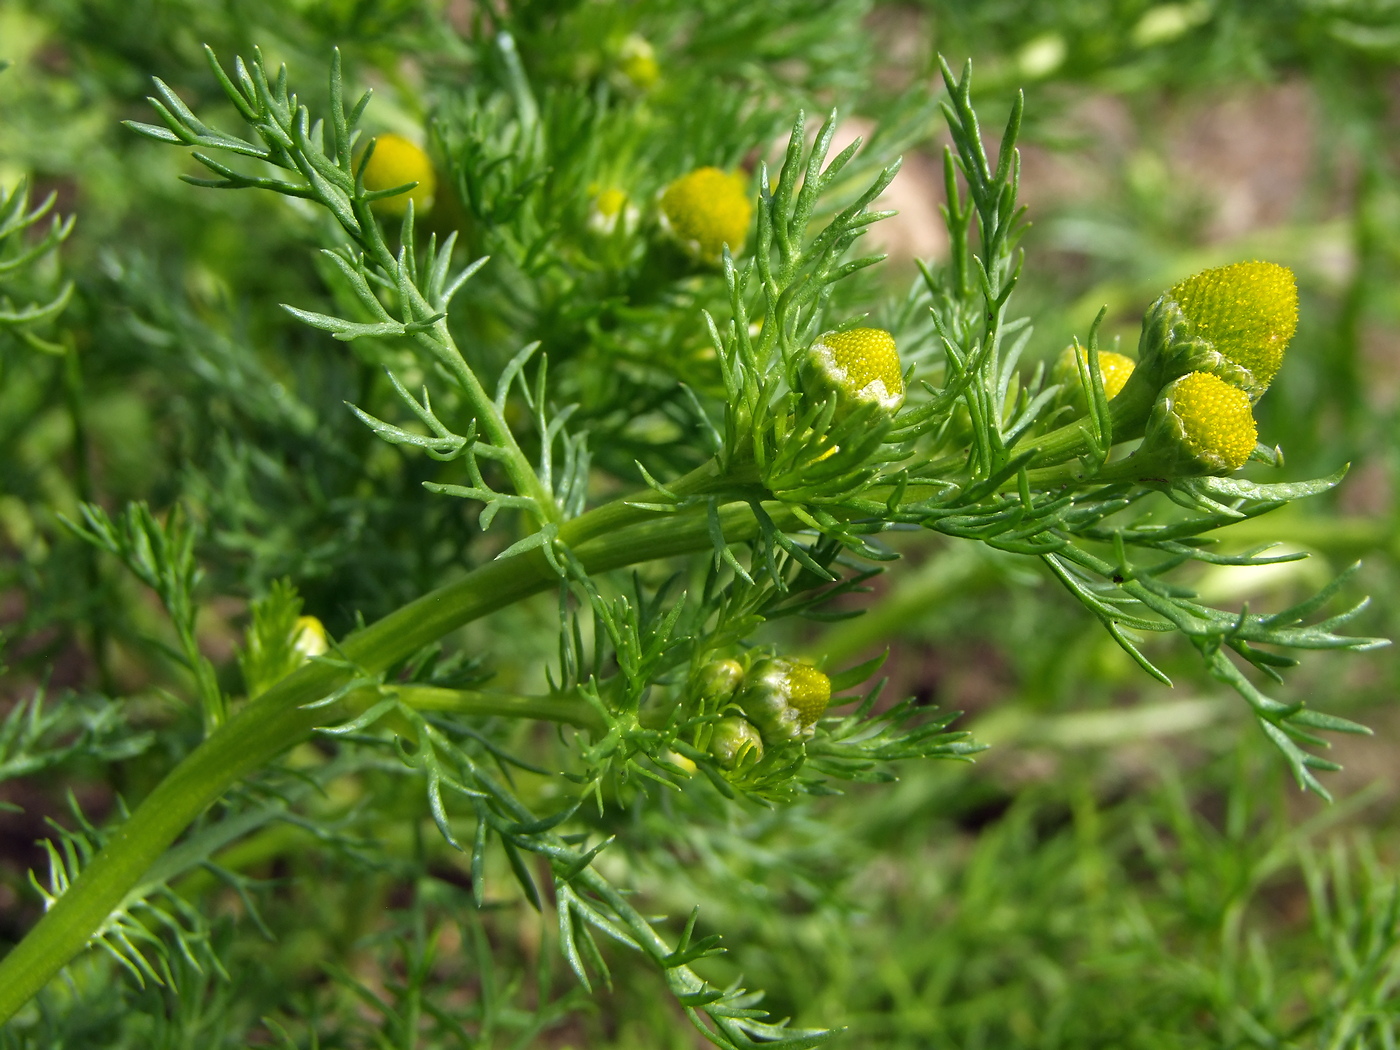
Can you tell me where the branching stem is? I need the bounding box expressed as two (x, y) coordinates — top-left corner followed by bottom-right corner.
(0, 492), (796, 1020)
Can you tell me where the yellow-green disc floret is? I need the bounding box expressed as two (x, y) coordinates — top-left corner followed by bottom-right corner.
(360, 133), (436, 217)
(806, 327), (904, 412)
(783, 663), (832, 726)
(1168, 261), (1297, 391)
(1054, 346), (1136, 400)
(658, 167), (752, 262)
(1166, 371), (1258, 471)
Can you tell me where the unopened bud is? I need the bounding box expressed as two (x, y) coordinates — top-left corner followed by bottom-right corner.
(617, 34), (659, 90)
(709, 717), (763, 769)
(739, 658), (832, 743)
(1054, 346), (1136, 401)
(587, 186), (638, 236)
(697, 658), (744, 704)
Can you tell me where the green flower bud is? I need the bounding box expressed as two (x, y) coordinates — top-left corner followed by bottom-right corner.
(587, 186), (639, 237)
(709, 717), (763, 769)
(739, 658), (832, 743)
(696, 658), (744, 704)
(658, 167), (752, 263)
(617, 34), (659, 90)
(803, 328), (904, 414)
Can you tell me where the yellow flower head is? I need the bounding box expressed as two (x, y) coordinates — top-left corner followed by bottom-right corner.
(1164, 371), (1258, 472)
(1054, 346), (1136, 400)
(360, 133), (436, 217)
(782, 663), (832, 727)
(594, 188), (628, 218)
(1168, 261), (1297, 392)
(806, 327), (904, 412)
(292, 615), (329, 659)
(658, 167), (752, 262)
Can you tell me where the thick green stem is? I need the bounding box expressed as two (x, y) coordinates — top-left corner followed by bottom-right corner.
(1025, 369), (1159, 468)
(0, 495), (794, 1022)
(395, 684), (605, 732)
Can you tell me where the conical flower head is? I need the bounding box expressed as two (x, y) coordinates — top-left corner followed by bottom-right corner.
(1145, 370), (1258, 475)
(658, 167), (751, 262)
(1168, 261), (1297, 394)
(360, 133), (436, 217)
(805, 327), (904, 413)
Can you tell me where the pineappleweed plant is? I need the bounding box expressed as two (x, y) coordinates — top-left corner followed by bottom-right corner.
(0, 42), (1386, 1046)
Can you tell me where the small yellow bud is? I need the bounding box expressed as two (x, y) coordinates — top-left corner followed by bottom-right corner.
(1168, 261), (1297, 393)
(292, 615), (329, 659)
(359, 133), (436, 217)
(658, 167), (752, 262)
(805, 328), (904, 412)
(617, 34), (659, 90)
(1166, 370), (1257, 472)
(1054, 346), (1136, 400)
(594, 188), (628, 218)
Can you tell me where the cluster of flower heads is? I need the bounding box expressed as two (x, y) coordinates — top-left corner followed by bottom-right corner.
(586, 165), (752, 260)
(1129, 260), (1297, 475)
(355, 128), (752, 267)
(1041, 261), (1298, 479)
(696, 656), (833, 771)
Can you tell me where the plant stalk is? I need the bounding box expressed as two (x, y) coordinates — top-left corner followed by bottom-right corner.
(0, 494), (793, 1022)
